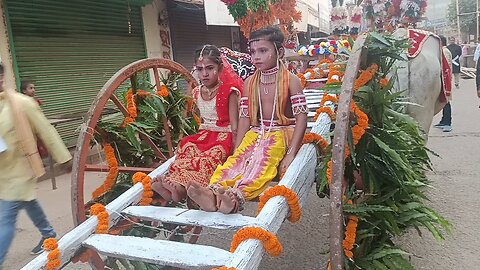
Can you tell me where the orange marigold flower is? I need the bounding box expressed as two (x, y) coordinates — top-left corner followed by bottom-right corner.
(319, 94), (339, 107)
(231, 227), (282, 257)
(319, 59), (332, 65)
(132, 172), (153, 206)
(379, 77), (389, 88)
(304, 68), (316, 80)
(302, 133), (329, 150)
(326, 160), (332, 185)
(297, 73), (307, 88)
(342, 215), (359, 260)
(186, 98), (194, 112)
(46, 259), (61, 269)
(43, 238), (58, 251)
(157, 85), (169, 97)
(47, 249), (60, 260)
(193, 113), (201, 125)
(314, 107), (336, 122)
(257, 185), (301, 223)
(92, 144), (119, 199)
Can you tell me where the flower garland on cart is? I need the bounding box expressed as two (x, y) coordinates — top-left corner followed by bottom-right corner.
(311, 33), (451, 269)
(331, 0), (349, 35)
(362, 0), (427, 31)
(220, 0), (301, 37)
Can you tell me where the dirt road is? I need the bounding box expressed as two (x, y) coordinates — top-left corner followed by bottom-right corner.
(4, 78), (480, 269)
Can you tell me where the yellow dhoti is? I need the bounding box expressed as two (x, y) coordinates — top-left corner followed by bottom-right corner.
(210, 128), (292, 200)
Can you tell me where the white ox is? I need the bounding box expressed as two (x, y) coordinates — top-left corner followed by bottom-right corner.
(392, 28), (446, 136)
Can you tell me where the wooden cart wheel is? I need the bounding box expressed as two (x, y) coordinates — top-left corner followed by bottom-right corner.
(70, 58), (198, 269)
(71, 58), (197, 224)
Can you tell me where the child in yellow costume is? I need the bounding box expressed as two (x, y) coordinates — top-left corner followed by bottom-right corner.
(187, 26), (308, 214)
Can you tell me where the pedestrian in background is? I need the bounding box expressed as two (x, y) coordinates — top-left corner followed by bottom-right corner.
(447, 37), (462, 89)
(0, 63), (72, 268)
(434, 36), (454, 132)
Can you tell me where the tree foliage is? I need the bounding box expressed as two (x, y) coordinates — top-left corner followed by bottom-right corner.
(447, 0), (477, 31)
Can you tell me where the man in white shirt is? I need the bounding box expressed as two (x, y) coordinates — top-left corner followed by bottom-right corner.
(475, 38), (480, 108)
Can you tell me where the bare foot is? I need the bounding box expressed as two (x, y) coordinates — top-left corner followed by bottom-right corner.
(163, 177), (187, 202)
(187, 182), (217, 212)
(217, 188), (238, 214)
(151, 175), (172, 202)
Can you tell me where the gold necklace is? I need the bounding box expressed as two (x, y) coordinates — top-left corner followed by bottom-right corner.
(203, 82), (221, 97)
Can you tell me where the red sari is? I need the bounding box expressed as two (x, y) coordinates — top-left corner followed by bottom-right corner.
(166, 82), (241, 187)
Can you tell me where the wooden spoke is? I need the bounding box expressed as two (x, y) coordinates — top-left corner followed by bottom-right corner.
(139, 133), (168, 161)
(110, 95), (129, 116)
(85, 164), (154, 173)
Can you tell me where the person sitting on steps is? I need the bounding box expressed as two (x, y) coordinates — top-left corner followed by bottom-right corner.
(151, 45), (243, 203)
(187, 26), (308, 214)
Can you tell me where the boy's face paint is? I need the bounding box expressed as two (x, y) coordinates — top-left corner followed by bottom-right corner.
(249, 38), (277, 71)
(195, 58), (220, 88)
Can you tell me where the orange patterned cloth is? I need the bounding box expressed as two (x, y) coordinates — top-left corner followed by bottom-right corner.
(167, 83), (240, 188)
(167, 129), (233, 187)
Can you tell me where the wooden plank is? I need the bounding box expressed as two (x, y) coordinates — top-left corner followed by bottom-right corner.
(83, 235), (232, 269)
(21, 157), (175, 270)
(329, 33), (367, 270)
(85, 164), (154, 173)
(224, 111), (332, 269)
(123, 206), (260, 229)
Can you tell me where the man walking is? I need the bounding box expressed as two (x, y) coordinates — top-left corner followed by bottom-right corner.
(0, 63), (72, 268)
(447, 37), (462, 88)
(434, 36), (454, 132)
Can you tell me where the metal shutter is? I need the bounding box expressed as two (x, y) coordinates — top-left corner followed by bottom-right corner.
(168, 3), (233, 70)
(5, 0), (146, 146)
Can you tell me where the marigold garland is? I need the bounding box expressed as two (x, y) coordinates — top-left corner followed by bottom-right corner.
(92, 143), (119, 199)
(230, 227), (282, 257)
(122, 89), (138, 127)
(314, 106), (336, 121)
(318, 58), (332, 66)
(319, 94), (338, 107)
(353, 64), (378, 91)
(132, 172), (154, 206)
(90, 203), (109, 234)
(43, 238), (60, 270)
(186, 98), (194, 113)
(326, 160), (332, 185)
(304, 68), (316, 80)
(379, 77), (389, 88)
(297, 73), (307, 88)
(342, 215), (358, 259)
(302, 132), (329, 150)
(350, 102), (369, 145)
(193, 113), (201, 126)
(326, 70), (343, 84)
(157, 85), (169, 97)
(257, 185), (301, 223)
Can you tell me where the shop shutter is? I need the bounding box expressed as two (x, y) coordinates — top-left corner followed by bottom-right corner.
(5, 0), (147, 146)
(168, 3), (233, 71)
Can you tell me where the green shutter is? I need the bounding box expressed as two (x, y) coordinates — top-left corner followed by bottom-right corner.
(6, 0), (146, 146)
